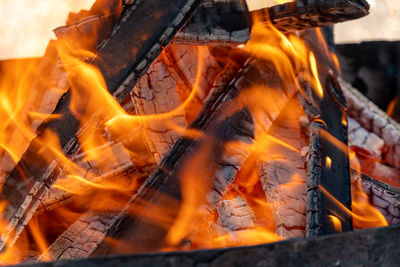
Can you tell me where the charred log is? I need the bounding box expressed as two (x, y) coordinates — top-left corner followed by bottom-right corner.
(56, 0), (370, 48)
(258, 97), (308, 238)
(0, 0), (201, 252)
(356, 171), (400, 225)
(91, 54), (298, 255)
(340, 78), (400, 170)
(299, 29), (352, 237)
(174, 0), (251, 45)
(39, 164), (155, 261)
(267, 0), (369, 32)
(131, 44), (221, 163)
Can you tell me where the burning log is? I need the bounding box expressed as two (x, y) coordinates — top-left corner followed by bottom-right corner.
(267, 0), (369, 32)
(1, 0), (392, 263)
(38, 142), (136, 212)
(213, 195), (257, 237)
(299, 29), (353, 237)
(131, 44), (222, 163)
(340, 79), (400, 170)
(0, 43), (69, 179)
(174, 0), (251, 45)
(90, 54), (298, 254)
(39, 164), (156, 261)
(258, 97), (308, 238)
(55, 0), (370, 48)
(0, 0), (201, 252)
(348, 117), (385, 158)
(352, 170), (400, 226)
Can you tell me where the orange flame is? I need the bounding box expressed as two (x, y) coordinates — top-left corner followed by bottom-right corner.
(0, 1), (394, 263)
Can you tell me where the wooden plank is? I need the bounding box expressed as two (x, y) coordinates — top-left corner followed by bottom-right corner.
(0, 0), (202, 252)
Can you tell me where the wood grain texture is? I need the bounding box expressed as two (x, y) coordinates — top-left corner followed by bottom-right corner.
(0, 0), (201, 252)
(258, 98), (308, 238)
(300, 29), (352, 237)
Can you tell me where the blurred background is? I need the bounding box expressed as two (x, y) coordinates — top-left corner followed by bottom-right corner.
(0, 0), (95, 59)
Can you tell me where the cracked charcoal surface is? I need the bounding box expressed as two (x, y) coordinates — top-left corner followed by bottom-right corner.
(89, 56), (298, 254)
(341, 79), (400, 170)
(0, 0), (202, 253)
(131, 44), (222, 163)
(216, 195), (256, 231)
(351, 170), (400, 226)
(39, 142), (134, 212)
(39, 164), (156, 261)
(258, 97), (308, 238)
(348, 117), (385, 158)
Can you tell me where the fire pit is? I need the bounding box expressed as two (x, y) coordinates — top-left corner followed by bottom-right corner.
(0, 0), (398, 265)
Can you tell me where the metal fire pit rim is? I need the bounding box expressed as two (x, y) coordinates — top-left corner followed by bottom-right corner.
(14, 224), (400, 267)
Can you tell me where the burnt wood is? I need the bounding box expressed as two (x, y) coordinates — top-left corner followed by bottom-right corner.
(56, 0), (370, 48)
(258, 97), (308, 238)
(92, 54), (253, 255)
(174, 0), (251, 45)
(19, 224), (400, 267)
(340, 78), (400, 170)
(92, 53), (299, 255)
(299, 30), (353, 237)
(268, 0), (369, 32)
(352, 169), (400, 225)
(0, 0), (201, 252)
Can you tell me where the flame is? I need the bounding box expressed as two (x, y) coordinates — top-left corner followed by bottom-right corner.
(316, 129), (388, 229)
(325, 156), (332, 169)
(0, 1), (394, 263)
(308, 53), (324, 98)
(386, 96), (398, 117)
(328, 215), (342, 232)
(321, 186), (388, 229)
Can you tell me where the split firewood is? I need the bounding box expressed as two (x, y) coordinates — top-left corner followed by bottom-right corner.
(300, 113), (400, 220)
(0, 42), (69, 180)
(87, 54), (298, 255)
(176, 0), (370, 44)
(351, 170), (400, 226)
(174, 0), (251, 45)
(36, 44), (223, 259)
(38, 163), (155, 262)
(340, 79), (400, 170)
(56, 0), (370, 49)
(38, 142), (135, 212)
(35, 56), (244, 259)
(0, 0), (201, 252)
(131, 44), (222, 163)
(208, 195), (257, 244)
(258, 97), (308, 238)
(351, 150), (400, 188)
(74, 53), (300, 254)
(302, 113), (400, 188)
(37, 44), (218, 213)
(297, 29), (353, 237)
(216, 196), (256, 232)
(0, 0), (374, 260)
(348, 117), (385, 159)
